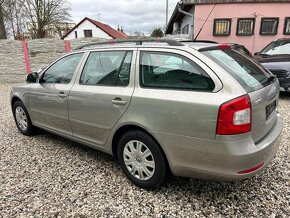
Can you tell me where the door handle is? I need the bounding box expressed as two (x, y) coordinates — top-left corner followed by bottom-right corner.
(58, 92), (67, 98)
(112, 97), (126, 105)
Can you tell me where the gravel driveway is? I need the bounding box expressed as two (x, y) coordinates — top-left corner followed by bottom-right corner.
(0, 83), (289, 217)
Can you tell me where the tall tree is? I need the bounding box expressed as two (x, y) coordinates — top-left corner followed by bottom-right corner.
(4, 0), (27, 39)
(0, 0), (7, 39)
(151, 28), (164, 38)
(24, 0), (71, 38)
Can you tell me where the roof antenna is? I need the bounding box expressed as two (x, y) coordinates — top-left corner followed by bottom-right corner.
(97, 13), (101, 21)
(194, 3), (216, 41)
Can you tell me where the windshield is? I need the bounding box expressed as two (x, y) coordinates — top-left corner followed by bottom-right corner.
(260, 40), (290, 55)
(202, 49), (273, 92)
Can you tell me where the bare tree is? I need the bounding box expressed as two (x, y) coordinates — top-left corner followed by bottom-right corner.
(24, 0), (71, 39)
(0, 0), (7, 39)
(4, 0), (27, 39)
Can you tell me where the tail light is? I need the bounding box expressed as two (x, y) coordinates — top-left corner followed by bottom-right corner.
(216, 95), (251, 135)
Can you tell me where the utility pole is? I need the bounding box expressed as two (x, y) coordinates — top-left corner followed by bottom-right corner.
(97, 13), (101, 21)
(165, 0), (168, 26)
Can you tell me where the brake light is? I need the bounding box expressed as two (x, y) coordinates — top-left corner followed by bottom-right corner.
(216, 95), (251, 135)
(218, 44), (231, 49)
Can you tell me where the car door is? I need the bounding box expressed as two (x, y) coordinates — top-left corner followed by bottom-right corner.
(68, 49), (136, 146)
(29, 52), (85, 136)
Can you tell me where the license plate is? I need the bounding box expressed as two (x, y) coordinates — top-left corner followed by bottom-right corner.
(266, 100), (276, 119)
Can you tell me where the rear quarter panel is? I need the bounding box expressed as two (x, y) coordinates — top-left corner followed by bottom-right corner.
(107, 48), (248, 151)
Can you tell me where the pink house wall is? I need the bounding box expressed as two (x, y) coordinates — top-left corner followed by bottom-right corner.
(194, 3), (290, 53)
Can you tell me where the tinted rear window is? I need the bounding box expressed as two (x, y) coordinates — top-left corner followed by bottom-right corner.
(201, 49), (272, 92)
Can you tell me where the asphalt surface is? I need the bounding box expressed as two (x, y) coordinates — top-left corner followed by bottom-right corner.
(0, 83), (289, 217)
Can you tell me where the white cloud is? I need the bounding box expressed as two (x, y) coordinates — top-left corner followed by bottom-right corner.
(68, 0), (178, 35)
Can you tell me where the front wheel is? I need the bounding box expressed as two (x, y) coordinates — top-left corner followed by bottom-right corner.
(12, 101), (35, 136)
(117, 130), (167, 189)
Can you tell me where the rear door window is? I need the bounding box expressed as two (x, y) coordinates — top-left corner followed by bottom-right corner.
(80, 51), (132, 86)
(140, 51), (215, 91)
(201, 49), (273, 92)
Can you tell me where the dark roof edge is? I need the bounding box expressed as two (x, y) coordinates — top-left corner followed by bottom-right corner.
(182, 0), (290, 4)
(165, 4), (193, 34)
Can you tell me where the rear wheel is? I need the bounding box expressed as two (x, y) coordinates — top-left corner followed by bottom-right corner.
(12, 101), (35, 136)
(117, 130), (167, 189)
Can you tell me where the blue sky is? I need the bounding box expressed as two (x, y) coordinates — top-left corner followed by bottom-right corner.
(68, 0), (178, 35)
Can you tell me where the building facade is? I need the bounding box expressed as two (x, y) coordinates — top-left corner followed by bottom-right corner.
(166, 0), (290, 52)
(62, 17), (127, 40)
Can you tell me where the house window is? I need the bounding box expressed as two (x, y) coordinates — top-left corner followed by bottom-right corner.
(75, 31), (78, 38)
(260, 18), (279, 35)
(284, 17), (290, 35)
(213, 19), (231, 36)
(237, 18), (255, 36)
(182, 24), (189, 34)
(84, 30), (93, 37)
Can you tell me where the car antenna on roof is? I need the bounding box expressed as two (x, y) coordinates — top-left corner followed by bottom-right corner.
(194, 3), (216, 41)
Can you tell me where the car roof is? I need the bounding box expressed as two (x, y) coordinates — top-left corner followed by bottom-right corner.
(73, 39), (221, 52)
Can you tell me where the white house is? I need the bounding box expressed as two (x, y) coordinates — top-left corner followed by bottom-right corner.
(62, 17), (127, 40)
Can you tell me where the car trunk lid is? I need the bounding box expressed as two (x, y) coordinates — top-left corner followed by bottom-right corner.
(200, 46), (279, 142)
(248, 80), (279, 143)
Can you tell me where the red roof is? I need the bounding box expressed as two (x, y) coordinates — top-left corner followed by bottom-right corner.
(62, 17), (127, 39)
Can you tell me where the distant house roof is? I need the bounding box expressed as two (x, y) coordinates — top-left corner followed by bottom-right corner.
(165, 0), (290, 34)
(61, 17), (127, 39)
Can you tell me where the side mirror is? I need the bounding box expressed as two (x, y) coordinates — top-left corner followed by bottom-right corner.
(26, 72), (39, 83)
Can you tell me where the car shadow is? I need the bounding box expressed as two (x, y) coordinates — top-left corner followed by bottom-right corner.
(35, 130), (117, 165)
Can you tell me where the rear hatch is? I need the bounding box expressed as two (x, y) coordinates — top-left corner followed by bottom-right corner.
(200, 46), (279, 143)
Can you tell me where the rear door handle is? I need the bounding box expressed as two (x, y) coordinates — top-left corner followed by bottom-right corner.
(58, 92), (67, 98)
(112, 97), (126, 105)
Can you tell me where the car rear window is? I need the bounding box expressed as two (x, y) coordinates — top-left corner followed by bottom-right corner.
(201, 49), (272, 92)
(260, 40), (290, 55)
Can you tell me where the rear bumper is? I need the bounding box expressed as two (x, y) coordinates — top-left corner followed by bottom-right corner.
(152, 114), (283, 180)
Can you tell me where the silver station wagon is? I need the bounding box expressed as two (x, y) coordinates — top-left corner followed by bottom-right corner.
(11, 39), (283, 189)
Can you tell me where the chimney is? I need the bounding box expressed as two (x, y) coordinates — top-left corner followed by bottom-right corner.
(121, 26), (123, 33)
(117, 24), (120, 31)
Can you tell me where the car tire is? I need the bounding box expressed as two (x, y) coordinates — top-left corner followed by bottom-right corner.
(12, 101), (35, 136)
(117, 130), (167, 189)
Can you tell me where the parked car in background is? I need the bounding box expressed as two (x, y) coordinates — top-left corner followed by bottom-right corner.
(254, 38), (290, 92)
(11, 39), (282, 189)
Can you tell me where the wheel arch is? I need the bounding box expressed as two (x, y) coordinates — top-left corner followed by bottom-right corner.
(111, 124), (171, 173)
(11, 96), (22, 109)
